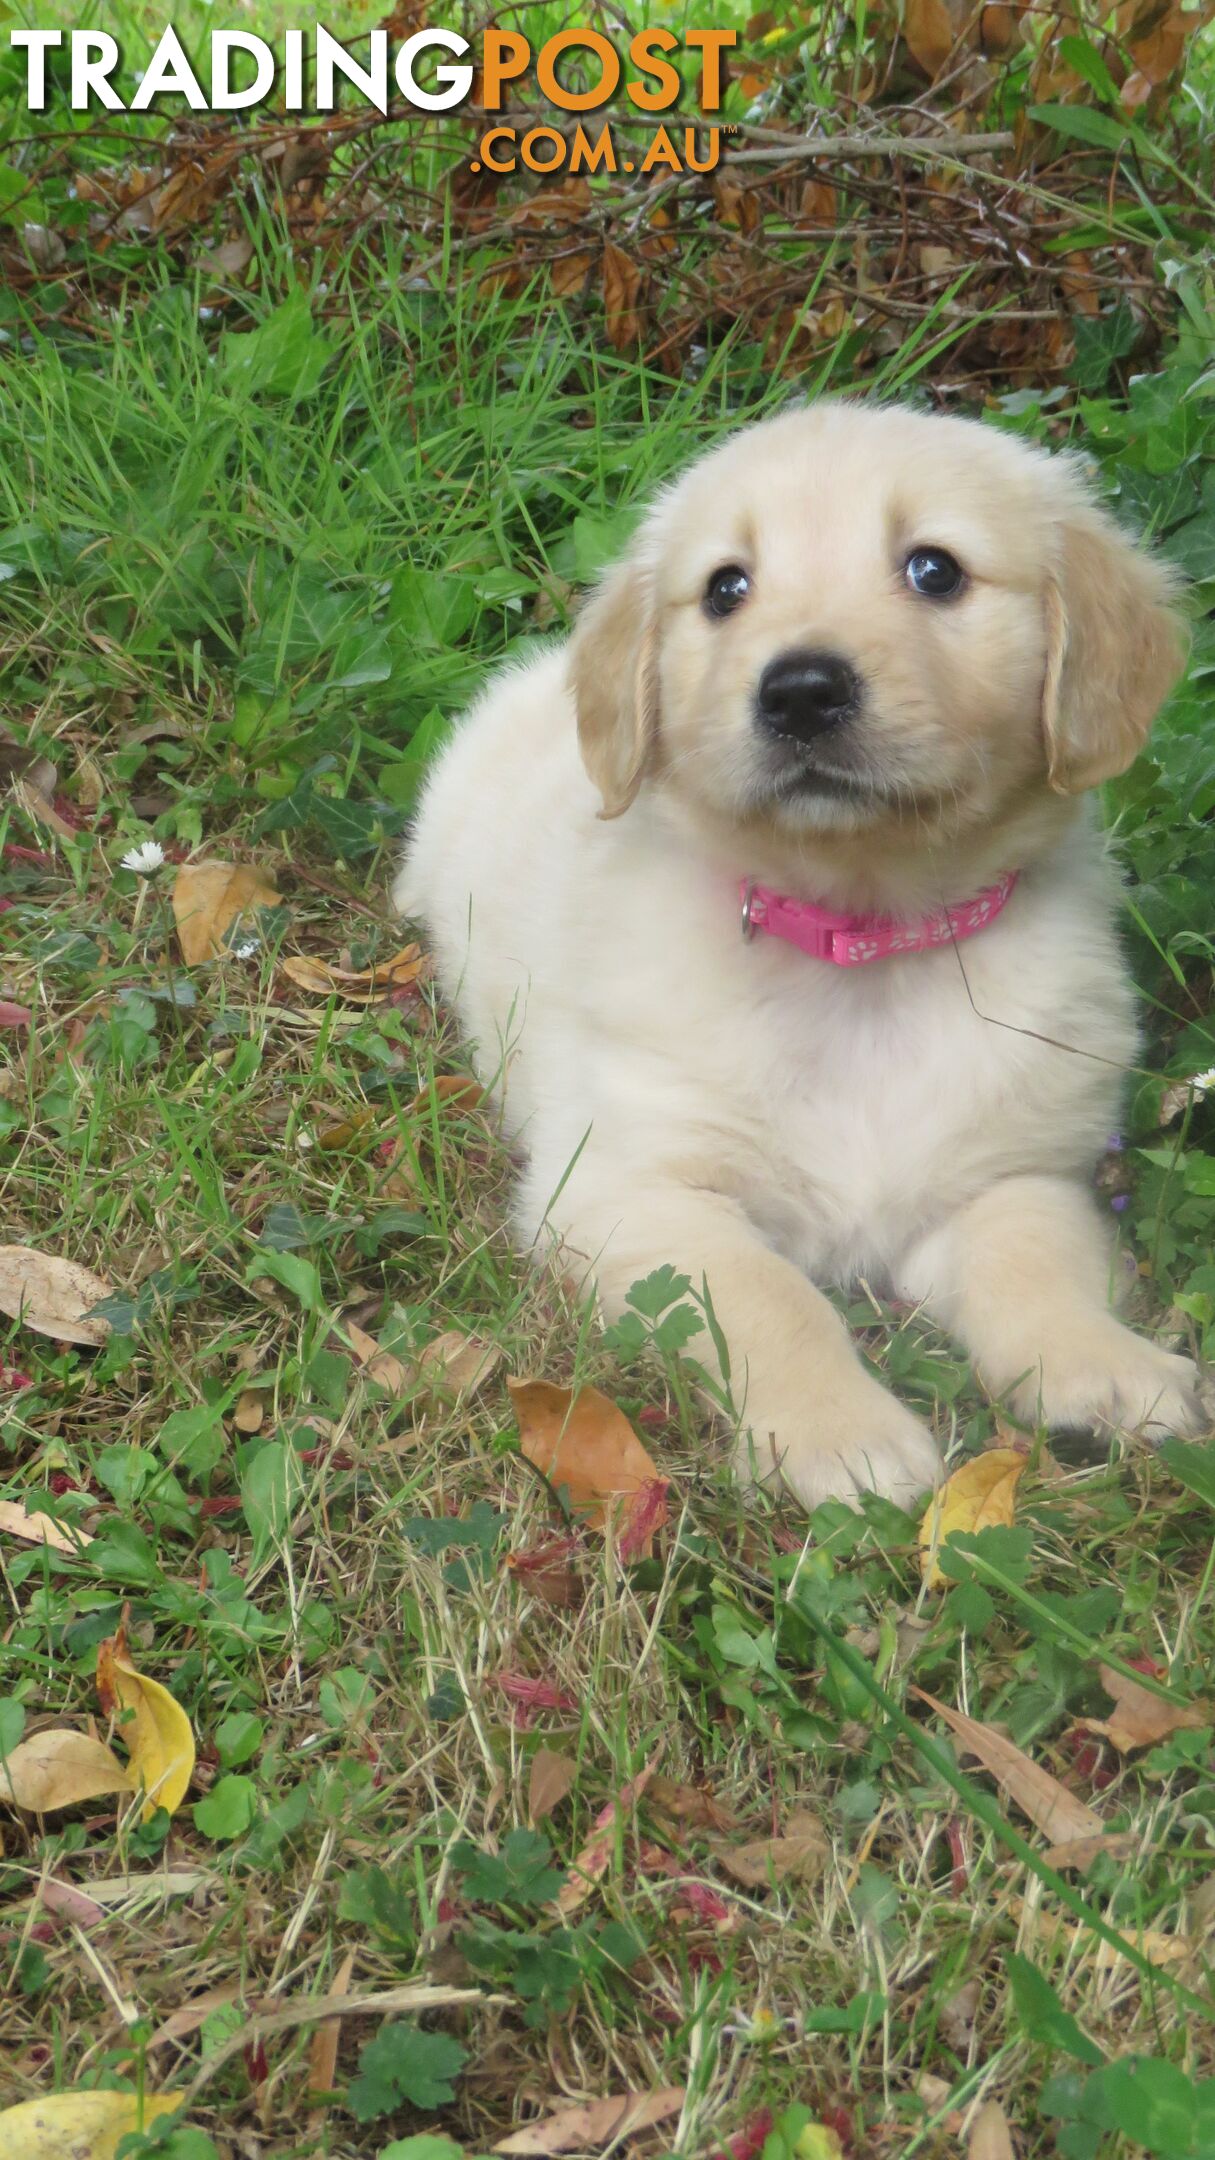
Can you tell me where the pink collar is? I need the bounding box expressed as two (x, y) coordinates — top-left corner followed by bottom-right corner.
(739, 869), (1018, 966)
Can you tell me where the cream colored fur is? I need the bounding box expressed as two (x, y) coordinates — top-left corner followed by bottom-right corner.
(396, 402), (1205, 1508)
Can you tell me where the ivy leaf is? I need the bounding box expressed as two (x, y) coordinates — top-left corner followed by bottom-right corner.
(346, 2023), (468, 2121)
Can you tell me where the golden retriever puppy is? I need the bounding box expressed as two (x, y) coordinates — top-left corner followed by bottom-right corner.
(396, 402), (1206, 1507)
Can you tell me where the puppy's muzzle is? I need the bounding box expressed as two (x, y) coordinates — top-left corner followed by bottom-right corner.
(756, 648), (860, 745)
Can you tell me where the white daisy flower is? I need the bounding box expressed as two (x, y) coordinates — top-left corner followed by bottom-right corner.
(1191, 1067), (1215, 1098)
(119, 840), (166, 875)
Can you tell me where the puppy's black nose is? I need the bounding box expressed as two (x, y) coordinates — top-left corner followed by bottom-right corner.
(756, 649), (860, 743)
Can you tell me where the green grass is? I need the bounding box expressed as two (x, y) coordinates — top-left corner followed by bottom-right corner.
(3, 48), (1215, 2160)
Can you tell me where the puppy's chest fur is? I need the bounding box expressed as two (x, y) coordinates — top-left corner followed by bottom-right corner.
(546, 833), (1134, 1285)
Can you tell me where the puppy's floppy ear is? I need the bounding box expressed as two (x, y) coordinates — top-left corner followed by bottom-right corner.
(568, 552), (661, 820)
(1043, 495), (1186, 794)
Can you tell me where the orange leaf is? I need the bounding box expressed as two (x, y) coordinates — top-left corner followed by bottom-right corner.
(508, 1377), (665, 1541)
(405, 1072), (484, 1117)
(903, 0), (958, 77)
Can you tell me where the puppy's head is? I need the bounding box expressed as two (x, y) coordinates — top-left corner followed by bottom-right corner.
(569, 404), (1184, 840)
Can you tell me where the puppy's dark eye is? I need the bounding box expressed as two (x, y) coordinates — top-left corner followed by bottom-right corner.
(905, 547), (966, 600)
(705, 565), (751, 618)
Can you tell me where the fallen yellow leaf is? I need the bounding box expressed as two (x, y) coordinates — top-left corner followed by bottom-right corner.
(0, 2090), (183, 2159)
(919, 1447), (1028, 1589)
(0, 1729), (132, 1813)
(97, 1617), (195, 1822)
(171, 861), (281, 966)
(0, 1245), (112, 1346)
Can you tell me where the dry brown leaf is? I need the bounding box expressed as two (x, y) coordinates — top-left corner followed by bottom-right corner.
(417, 1329), (503, 1404)
(0, 1245), (112, 1346)
(201, 235), (255, 280)
(903, 0), (959, 76)
(799, 178), (837, 223)
(346, 1318), (410, 1394)
(1083, 1664), (1210, 1754)
(307, 1946), (357, 2111)
(969, 2101), (1016, 2159)
(144, 1982), (245, 2051)
(602, 242), (643, 350)
(557, 1757), (658, 1915)
(940, 1978), (980, 2052)
(528, 1748), (577, 1826)
(509, 1377), (665, 1544)
(913, 1690), (1103, 1845)
(1009, 1891), (1193, 1970)
(0, 1729), (133, 1813)
(33, 1877), (105, 1927)
(233, 1390), (264, 1435)
(172, 861), (282, 966)
(347, 1321), (500, 1406)
(0, 1499), (93, 1553)
(919, 1447), (1028, 1589)
(649, 1777), (736, 1833)
(716, 1809), (828, 1889)
(316, 1107), (378, 1150)
(97, 1617), (196, 1822)
(550, 249), (594, 298)
(280, 944), (424, 1002)
(405, 1072), (484, 1117)
(13, 779), (78, 841)
(1041, 1830), (1137, 1871)
(493, 2085), (686, 2154)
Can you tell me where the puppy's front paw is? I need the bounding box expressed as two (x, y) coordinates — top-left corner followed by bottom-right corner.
(736, 1379), (942, 1512)
(1012, 1321), (1208, 1443)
